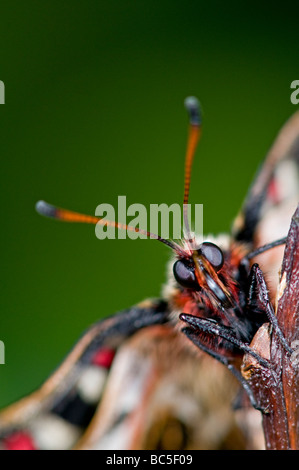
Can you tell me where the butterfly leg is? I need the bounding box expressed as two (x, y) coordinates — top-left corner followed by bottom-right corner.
(179, 314), (270, 368)
(181, 324), (266, 413)
(248, 263), (293, 355)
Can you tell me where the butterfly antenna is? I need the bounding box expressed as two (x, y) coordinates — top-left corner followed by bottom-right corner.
(35, 200), (185, 255)
(183, 97), (202, 246)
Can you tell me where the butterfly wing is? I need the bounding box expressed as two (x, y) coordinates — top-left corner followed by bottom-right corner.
(0, 300), (168, 449)
(232, 111), (299, 298)
(233, 111), (299, 243)
(74, 323), (250, 450)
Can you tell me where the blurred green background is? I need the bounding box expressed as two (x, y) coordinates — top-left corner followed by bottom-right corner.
(0, 0), (298, 407)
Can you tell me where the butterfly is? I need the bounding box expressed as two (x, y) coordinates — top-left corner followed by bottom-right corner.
(0, 99), (298, 450)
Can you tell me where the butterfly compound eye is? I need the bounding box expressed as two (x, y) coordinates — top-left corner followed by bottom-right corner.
(173, 259), (199, 289)
(200, 242), (224, 271)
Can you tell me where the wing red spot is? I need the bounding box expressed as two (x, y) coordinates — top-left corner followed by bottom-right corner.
(268, 178), (280, 204)
(91, 347), (115, 369)
(4, 431), (37, 450)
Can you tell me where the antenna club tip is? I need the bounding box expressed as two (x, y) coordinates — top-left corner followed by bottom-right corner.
(35, 200), (57, 218)
(184, 96), (202, 126)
